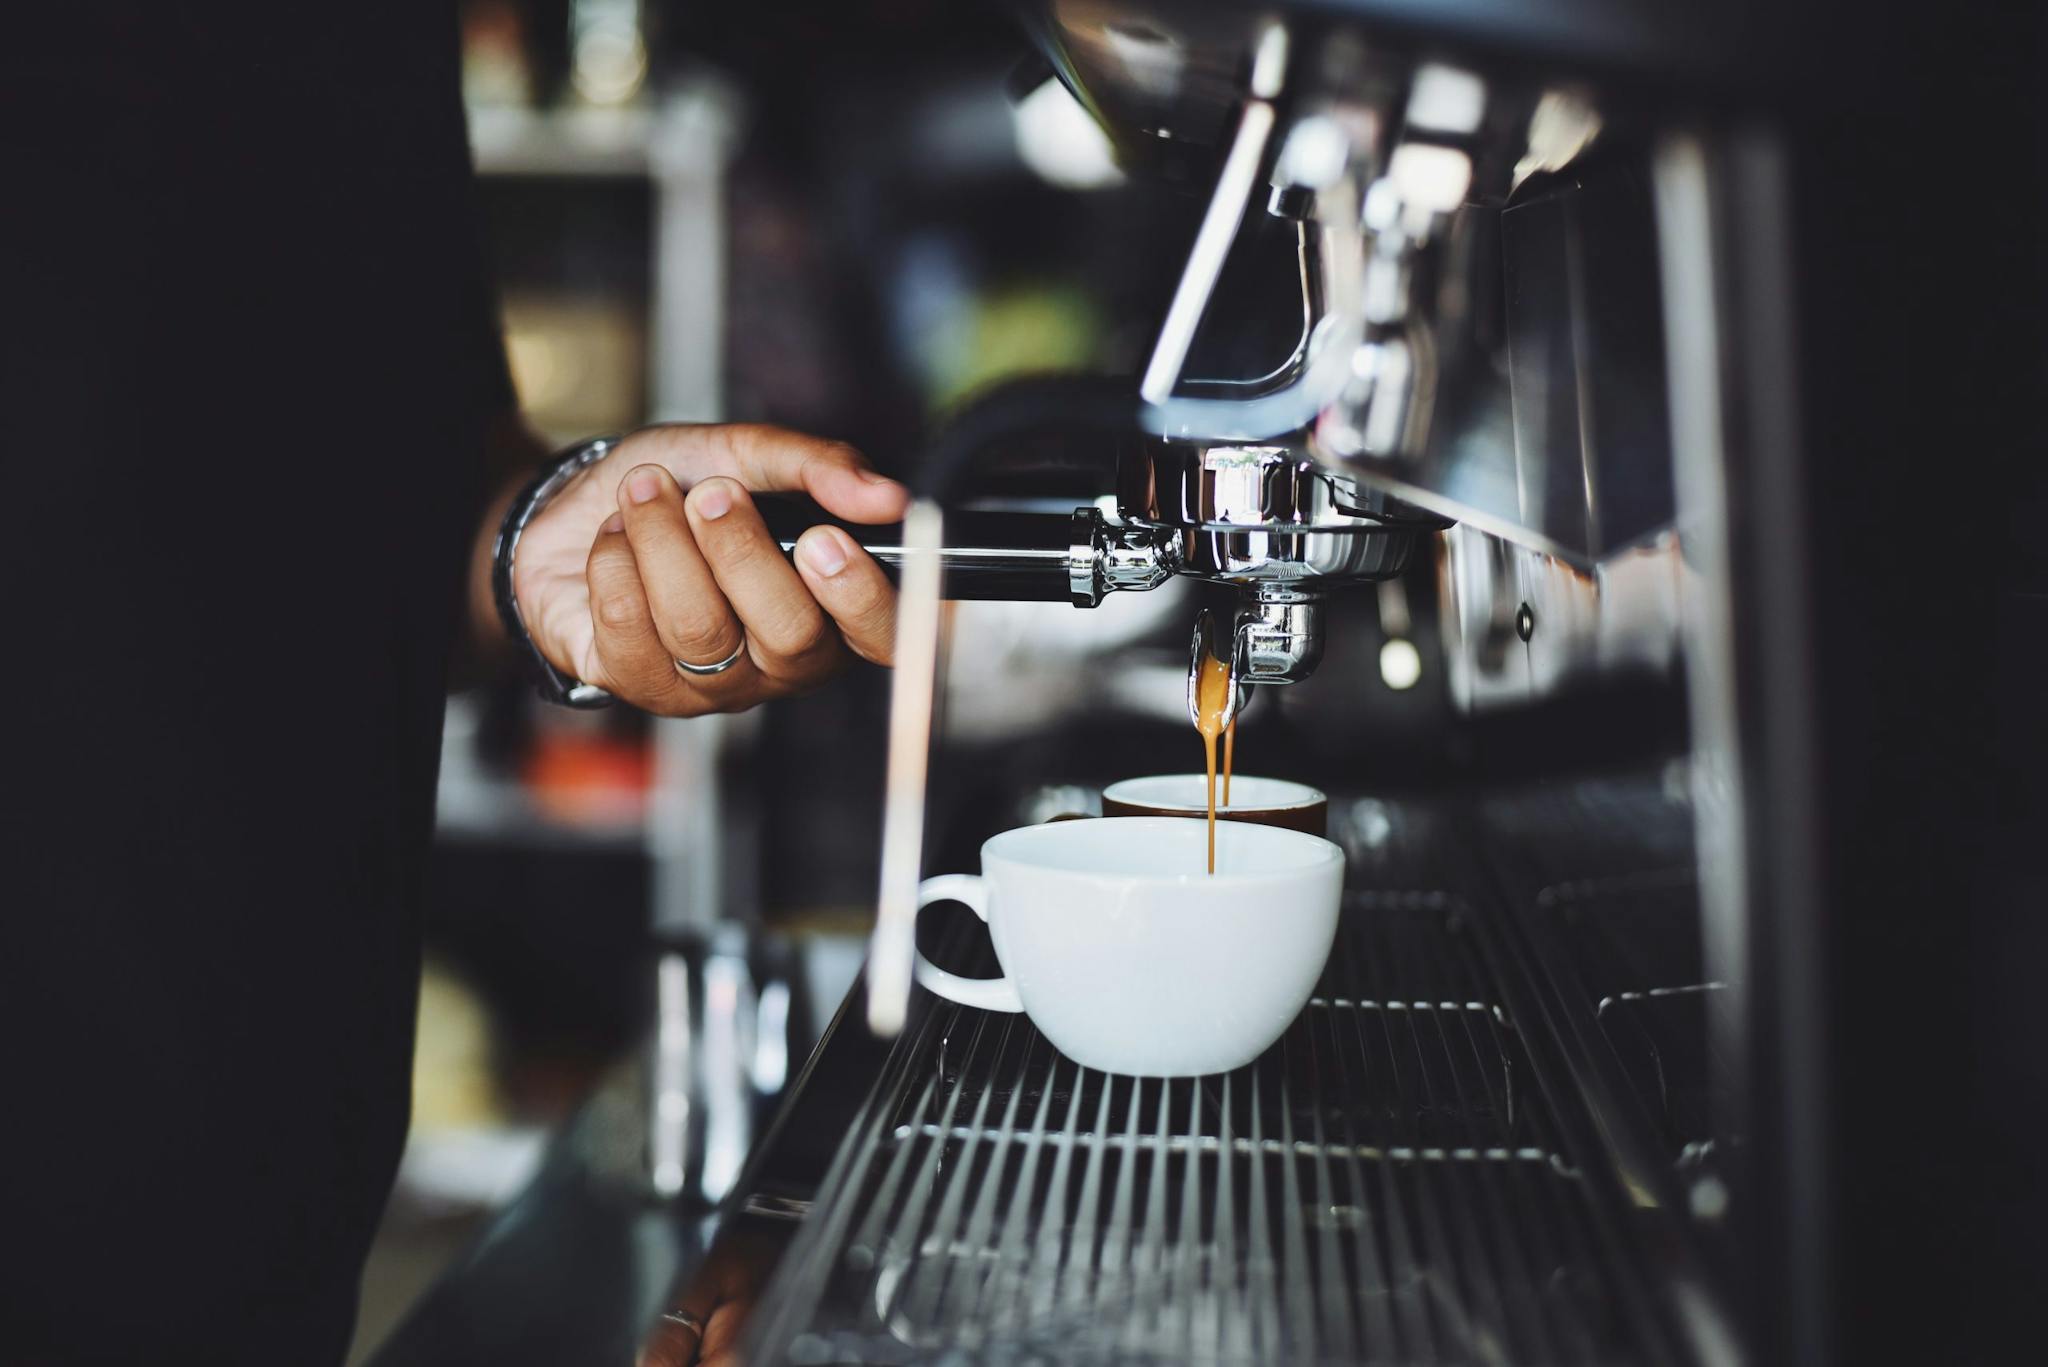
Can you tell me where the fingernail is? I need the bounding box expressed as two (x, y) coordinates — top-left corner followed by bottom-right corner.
(694, 482), (732, 520)
(626, 469), (662, 505)
(802, 531), (848, 577)
(857, 469), (900, 487)
(600, 511), (625, 534)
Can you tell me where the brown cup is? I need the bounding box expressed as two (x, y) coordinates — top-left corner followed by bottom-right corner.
(1101, 775), (1328, 837)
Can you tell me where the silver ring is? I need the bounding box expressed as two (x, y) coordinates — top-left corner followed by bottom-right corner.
(675, 633), (747, 677)
(659, 1309), (705, 1337)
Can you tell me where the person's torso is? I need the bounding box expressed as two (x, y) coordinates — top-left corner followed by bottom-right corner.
(1, 6), (496, 1359)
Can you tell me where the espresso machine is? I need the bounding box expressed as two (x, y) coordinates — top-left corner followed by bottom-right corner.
(681, 1), (2041, 1363)
(673, 4), (1759, 1359)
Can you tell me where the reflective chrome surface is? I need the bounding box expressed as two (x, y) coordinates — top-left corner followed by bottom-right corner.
(1036, 3), (1675, 566)
(1122, 442), (1431, 533)
(1235, 587), (1326, 684)
(1313, 64), (1486, 475)
(1138, 23), (1288, 406)
(1436, 523), (1683, 714)
(755, 499), (1173, 607)
(1069, 509), (1179, 606)
(1118, 441), (1447, 638)
(1170, 524), (1420, 587)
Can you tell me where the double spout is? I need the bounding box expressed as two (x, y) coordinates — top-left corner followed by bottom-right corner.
(1237, 588), (1326, 683)
(1184, 589), (1326, 734)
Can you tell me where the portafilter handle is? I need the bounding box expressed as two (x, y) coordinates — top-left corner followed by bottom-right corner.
(753, 496), (1172, 606)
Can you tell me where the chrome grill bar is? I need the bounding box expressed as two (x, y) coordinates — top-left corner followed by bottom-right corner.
(894, 1126), (1562, 1166)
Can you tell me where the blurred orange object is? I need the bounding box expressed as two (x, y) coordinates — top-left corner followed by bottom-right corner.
(522, 731), (651, 827)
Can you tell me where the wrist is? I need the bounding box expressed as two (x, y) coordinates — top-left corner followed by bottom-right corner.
(493, 434), (623, 708)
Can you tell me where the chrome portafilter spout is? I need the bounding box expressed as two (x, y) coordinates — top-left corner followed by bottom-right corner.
(1185, 591), (1320, 729)
(1186, 607), (1253, 730)
(1236, 586), (1326, 683)
(1134, 440), (1443, 697)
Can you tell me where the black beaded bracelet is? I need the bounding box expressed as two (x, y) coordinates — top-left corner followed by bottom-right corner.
(491, 434), (621, 708)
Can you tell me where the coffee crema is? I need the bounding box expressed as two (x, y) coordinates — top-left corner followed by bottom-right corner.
(1193, 650), (1239, 874)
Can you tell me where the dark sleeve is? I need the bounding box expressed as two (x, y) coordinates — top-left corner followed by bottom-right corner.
(0, 6), (504, 1360)
(459, 136), (521, 420)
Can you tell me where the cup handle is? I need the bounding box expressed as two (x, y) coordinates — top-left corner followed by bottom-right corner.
(910, 874), (1024, 1013)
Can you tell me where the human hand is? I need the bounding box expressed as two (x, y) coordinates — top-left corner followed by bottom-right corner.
(513, 424), (907, 716)
(637, 1222), (791, 1367)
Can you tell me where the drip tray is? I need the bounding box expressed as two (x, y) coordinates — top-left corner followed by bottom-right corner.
(745, 898), (1680, 1365)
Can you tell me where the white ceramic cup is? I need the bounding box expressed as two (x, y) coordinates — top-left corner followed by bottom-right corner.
(912, 817), (1345, 1077)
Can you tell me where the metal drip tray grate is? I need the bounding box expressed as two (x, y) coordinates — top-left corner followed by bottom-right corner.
(747, 898), (1674, 1365)
(1533, 871), (1733, 1169)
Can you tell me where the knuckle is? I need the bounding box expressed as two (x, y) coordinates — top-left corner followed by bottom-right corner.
(706, 526), (771, 575)
(751, 597), (831, 660)
(622, 493), (685, 542)
(798, 442), (862, 491)
(838, 567), (893, 615)
(724, 424), (774, 476)
(862, 589), (899, 633)
(584, 532), (634, 580)
(849, 606), (897, 664)
(669, 615), (738, 662)
(783, 611), (836, 660)
(595, 590), (645, 632)
(826, 571), (896, 635)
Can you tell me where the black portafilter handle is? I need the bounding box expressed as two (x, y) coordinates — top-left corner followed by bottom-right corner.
(752, 495), (1086, 603)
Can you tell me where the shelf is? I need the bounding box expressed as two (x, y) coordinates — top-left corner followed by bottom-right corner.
(467, 84), (737, 181)
(469, 105), (655, 178)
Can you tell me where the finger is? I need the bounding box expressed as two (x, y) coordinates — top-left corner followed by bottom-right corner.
(638, 1282), (719, 1367)
(584, 518), (699, 713)
(697, 1299), (751, 1367)
(615, 464), (753, 676)
(685, 478), (840, 685)
(652, 424), (909, 524)
(794, 525), (898, 666)
(636, 1314), (702, 1367)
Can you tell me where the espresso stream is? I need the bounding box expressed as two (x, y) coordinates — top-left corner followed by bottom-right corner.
(1194, 651), (1238, 874)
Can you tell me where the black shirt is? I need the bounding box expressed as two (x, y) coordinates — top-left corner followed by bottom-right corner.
(2, 5), (504, 1361)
